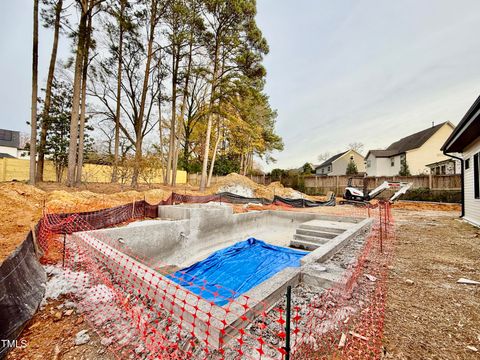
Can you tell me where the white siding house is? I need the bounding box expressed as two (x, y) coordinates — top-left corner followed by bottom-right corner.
(442, 96), (480, 227)
(315, 150), (365, 176)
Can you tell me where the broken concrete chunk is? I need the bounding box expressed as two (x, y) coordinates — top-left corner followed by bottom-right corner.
(405, 279), (414, 285)
(101, 337), (113, 347)
(75, 330), (90, 346)
(457, 278), (480, 285)
(466, 345), (478, 352)
(365, 274), (377, 282)
(338, 333), (347, 348)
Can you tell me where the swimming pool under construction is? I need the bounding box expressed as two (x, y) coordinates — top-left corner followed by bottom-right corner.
(69, 203), (372, 352)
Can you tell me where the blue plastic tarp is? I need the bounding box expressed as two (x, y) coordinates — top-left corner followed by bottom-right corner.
(168, 238), (307, 306)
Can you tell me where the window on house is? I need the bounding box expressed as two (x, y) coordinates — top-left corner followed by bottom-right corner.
(328, 165), (331, 172)
(321, 168), (324, 174)
(474, 153), (479, 199)
(441, 165), (446, 175)
(366, 159), (371, 168)
(390, 158), (395, 167)
(465, 158), (470, 169)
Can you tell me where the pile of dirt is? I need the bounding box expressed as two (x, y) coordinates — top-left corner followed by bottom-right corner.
(0, 183), (46, 263)
(210, 173), (310, 200)
(0, 183), (174, 262)
(211, 173), (259, 198)
(266, 181), (303, 199)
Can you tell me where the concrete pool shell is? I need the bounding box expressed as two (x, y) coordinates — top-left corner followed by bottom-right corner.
(76, 203), (372, 349)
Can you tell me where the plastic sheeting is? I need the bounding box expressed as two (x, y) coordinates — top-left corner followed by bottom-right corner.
(169, 238), (307, 306)
(0, 232), (46, 358)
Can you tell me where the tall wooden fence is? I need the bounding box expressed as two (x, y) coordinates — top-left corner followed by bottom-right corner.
(299, 175), (461, 195)
(188, 173), (461, 194)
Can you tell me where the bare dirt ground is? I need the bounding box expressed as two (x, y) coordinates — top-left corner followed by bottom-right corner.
(2, 180), (477, 359)
(383, 209), (480, 359)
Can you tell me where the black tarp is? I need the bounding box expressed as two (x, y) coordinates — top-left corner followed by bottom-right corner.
(0, 233), (46, 359)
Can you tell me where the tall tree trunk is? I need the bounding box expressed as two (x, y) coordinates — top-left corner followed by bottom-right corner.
(66, 0), (88, 186)
(239, 153), (244, 174)
(131, 0), (157, 187)
(75, 6), (93, 185)
(112, 0), (125, 183)
(29, 0), (39, 185)
(165, 42), (179, 186)
(207, 119), (221, 187)
(199, 42), (220, 191)
(172, 31), (194, 186)
(157, 51), (167, 184)
(37, 0), (63, 182)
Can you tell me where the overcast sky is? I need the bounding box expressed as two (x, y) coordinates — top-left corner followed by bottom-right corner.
(1, 1), (480, 171)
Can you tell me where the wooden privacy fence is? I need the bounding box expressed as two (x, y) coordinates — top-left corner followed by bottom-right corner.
(302, 174), (461, 195)
(188, 173), (461, 194)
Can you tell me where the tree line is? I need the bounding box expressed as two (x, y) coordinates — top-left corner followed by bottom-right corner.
(29, 0), (283, 190)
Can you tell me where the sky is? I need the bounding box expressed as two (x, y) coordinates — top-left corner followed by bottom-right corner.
(1, 0), (480, 171)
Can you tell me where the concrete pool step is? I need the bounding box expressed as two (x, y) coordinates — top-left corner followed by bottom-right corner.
(291, 219), (356, 251)
(295, 228), (339, 239)
(293, 233), (330, 244)
(298, 220), (351, 233)
(291, 238), (326, 251)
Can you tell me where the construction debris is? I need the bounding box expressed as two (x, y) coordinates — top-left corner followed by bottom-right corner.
(466, 345), (478, 352)
(75, 330), (91, 346)
(456, 278), (480, 285)
(338, 332), (347, 348)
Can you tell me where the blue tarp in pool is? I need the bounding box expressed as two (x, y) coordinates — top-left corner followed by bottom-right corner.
(168, 238), (307, 306)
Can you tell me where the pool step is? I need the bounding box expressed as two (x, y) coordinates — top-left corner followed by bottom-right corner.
(293, 234), (330, 244)
(295, 228), (338, 239)
(290, 238), (325, 251)
(298, 223), (346, 234)
(290, 219), (350, 251)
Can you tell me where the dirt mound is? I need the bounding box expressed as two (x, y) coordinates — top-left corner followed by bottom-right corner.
(211, 173), (259, 198)
(210, 173), (310, 200)
(266, 181), (303, 199)
(0, 183), (46, 263)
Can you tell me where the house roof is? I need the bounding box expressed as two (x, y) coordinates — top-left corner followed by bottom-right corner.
(316, 151), (348, 169)
(425, 159), (456, 167)
(366, 149), (399, 158)
(442, 95), (480, 153)
(367, 122), (451, 158)
(0, 129), (20, 148)
(0, 152), (15, 158)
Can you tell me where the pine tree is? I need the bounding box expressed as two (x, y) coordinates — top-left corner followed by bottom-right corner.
(346, 159), (358, 175)
(399, 157), (411, 176)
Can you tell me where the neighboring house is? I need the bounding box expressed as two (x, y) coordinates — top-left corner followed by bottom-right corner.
(442, 95), (480, 227)
(365, 122), (455, 176)
(0, 129), (28, 158)
(426, 159), (461, 175)
(315, 150), (365, 176)
(291, 162), (317, 174)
